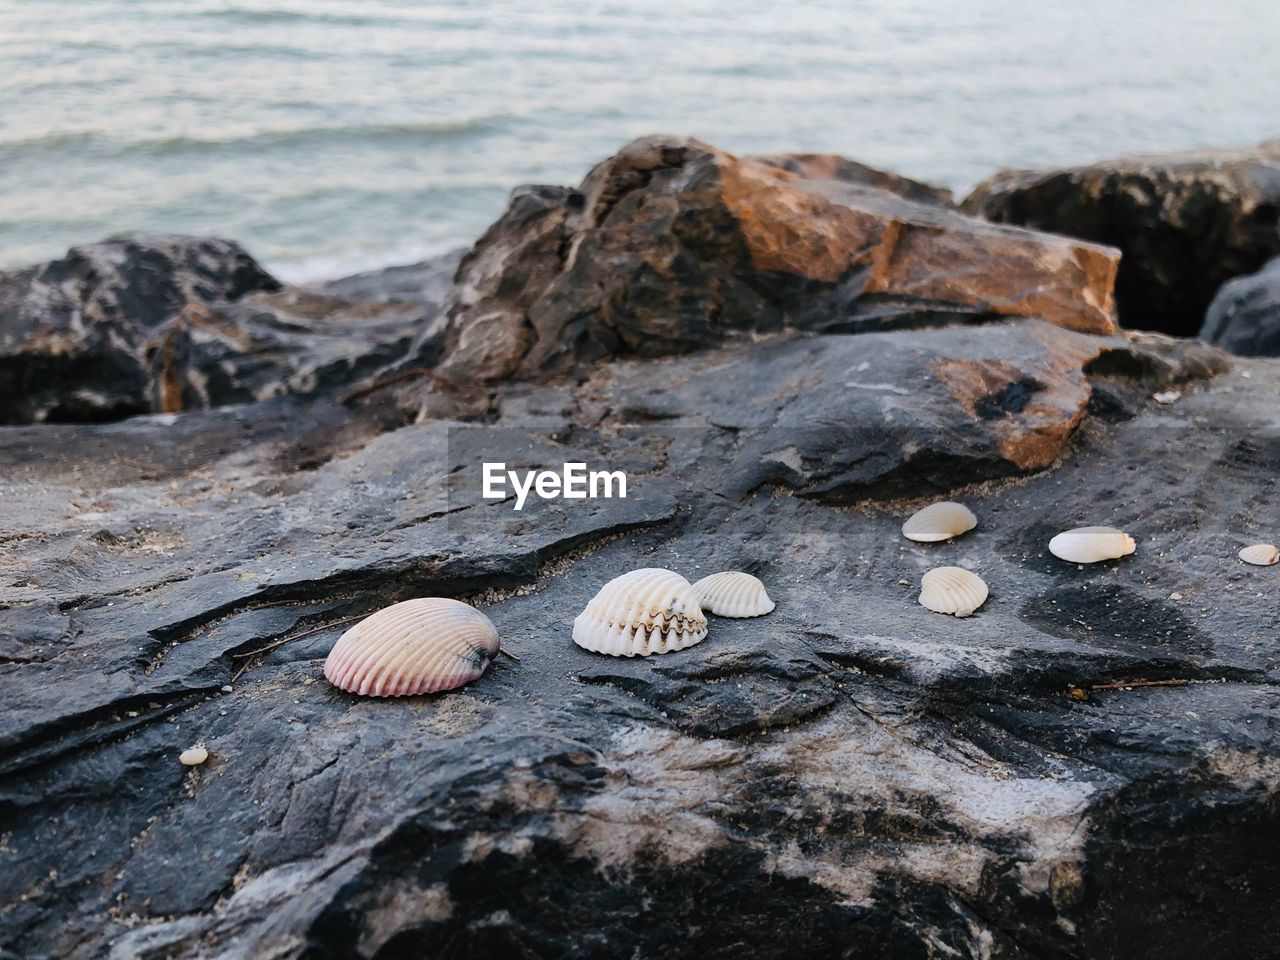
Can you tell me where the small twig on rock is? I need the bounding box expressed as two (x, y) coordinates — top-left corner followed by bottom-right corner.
(229, 658), (256, 684)
(230, 615), (364, 661)
(498, 647), (521, 662)
(1089, 678), (1190, 692)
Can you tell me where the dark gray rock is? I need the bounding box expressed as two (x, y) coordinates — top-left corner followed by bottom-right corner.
(963, 140), (1280, 338)
(1200, 256), (1280, 356)
(2, 298), (1277, 960)
(0, 235), (278, 424)
(575, 319), (1224, 502)
(318, 248), (466, 308)
(0, 236), (440, 425)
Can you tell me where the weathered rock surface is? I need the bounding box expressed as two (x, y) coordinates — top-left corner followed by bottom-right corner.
(317, 249), (464, 309)
(752, 152), (956, 207)
(431, 137), (1119, 382)
(3, 256), (1278, 958)
(0, 236), (439, 425)
(1201, 255), (1280, 356)
(576, 319), (1223, 501)
(963, 140), (1280, 338)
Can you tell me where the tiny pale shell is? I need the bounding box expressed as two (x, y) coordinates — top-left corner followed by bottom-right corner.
(692, 571), (775, 618)
(324, 598), (499, 697)
(574, 568), (708, 657)
(918, 567), (988, 617)
(179, 746), (208, 766)
(1048, 526), (1136, 564)
(1239, 543), (1279, 566)
(902, 501), (977, 542)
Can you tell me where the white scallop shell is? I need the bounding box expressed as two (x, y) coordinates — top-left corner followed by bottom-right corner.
(324, 598), (499, 697)
(1048, 526), (1136, 564)
(918, 567), (988, 617)
(902, 501), (978, 542)
(692, 571), (776, 618)
(573, 568), (708, 657)
(1239, 543), (1279, 566)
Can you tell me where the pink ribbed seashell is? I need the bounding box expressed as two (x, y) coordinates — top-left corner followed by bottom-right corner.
(323, 598), (500, 697)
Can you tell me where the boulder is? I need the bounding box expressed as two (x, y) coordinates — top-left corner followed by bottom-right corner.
(0, 236), (438, 425)
(4, 284), (1277, 958)
(963, 140), (1280, 337)
(431, 137), (1119, 382)
(1200, 256), (1280, 356)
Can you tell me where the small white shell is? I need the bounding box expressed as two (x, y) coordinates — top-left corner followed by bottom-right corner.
(1048, 526), (1136, 564)
(1239, 543), (1278, 566)
(902, 501), (977, 542)
(918, 567), (988, 617)
(324, 598), (499, 697)
(179, 746), (208, 766)
(692, 571), (776, 618)
(574, 568), (708, 657)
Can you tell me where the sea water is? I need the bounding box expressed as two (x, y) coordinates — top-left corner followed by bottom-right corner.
(1, 0), (1277, 281)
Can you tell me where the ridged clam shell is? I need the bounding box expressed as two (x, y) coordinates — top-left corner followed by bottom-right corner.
(918, 567), (988, 617)
(692, 571), (776, 618)
(1239, 543), (1279, 566)
(324, 598), (499, 697)
(573, 568), (708, 657)
(1048, 526), (1136, 564)
(902, 501), (977, 542)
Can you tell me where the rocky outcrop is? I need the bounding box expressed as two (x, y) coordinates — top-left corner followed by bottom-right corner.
(431, 137), (1119, 382)
(0, 236), (441, 425)
(2, 140), (1277, 959)
(3, 248), (1276, 958)
(963, 140), (1280, 338)
(1200, 256), (1280, 356)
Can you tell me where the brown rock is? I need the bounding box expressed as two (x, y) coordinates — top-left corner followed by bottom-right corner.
(751, 152), (955, 207)
(962, 140), (1280, 337)
(433, 137), (1120, 383)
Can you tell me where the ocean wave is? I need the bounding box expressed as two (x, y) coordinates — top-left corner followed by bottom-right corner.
(0, 118), (503, 162)
(185, 6), (425, 31)
(0, 130), (98, 153)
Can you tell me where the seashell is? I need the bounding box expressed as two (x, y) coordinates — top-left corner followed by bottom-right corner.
(692, 571), (776, 618)
(1048, 526), (1136, 564)
(902, 501), (977, 542)
(324, 598), (499, 697)
(918, 566), (989, 617)
(1239, 543), (1279, 566)
(179, 746), (208, 766)
(574, 568), (708, 657)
